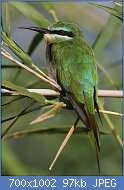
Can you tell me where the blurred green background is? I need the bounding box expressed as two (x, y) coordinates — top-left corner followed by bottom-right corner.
(2, 1), (122, 176)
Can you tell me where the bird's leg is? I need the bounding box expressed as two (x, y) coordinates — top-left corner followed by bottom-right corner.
(49, 117), (79, 170)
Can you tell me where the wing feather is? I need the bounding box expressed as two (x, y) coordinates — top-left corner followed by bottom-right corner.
(51, 39), (101, 174)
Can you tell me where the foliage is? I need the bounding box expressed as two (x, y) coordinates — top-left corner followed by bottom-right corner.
(1, 1), (122, 175)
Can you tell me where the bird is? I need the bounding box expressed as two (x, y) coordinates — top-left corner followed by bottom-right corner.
(19, 21), (101, 174)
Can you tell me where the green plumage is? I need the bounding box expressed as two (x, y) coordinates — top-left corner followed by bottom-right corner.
(49, 22), (100, 174)
(20, 21), (101, 174)
(52, 39), (97, 110)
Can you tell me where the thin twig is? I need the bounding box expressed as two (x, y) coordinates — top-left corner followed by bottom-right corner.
(2, 113), (23, 139)
(2, 46), (57, 85)
(112, 2), (122, 7)
(2, 96), (25, 106)
(2, 104), (49, 123)
(98, 90), (123, 98)
(99, 104), (123, 147)
(49, 117), (79, 170)
(1, 101), (35, 139)
(99, 109), (123, 116)
(1, 88), (123, 98)
(2, 50), (122, 98)
(96, 61), (119, 89)
(1, 51), (61, 90)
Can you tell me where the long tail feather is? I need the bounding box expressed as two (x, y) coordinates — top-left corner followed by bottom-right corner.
(66, 92), (88, 127)
(94, 87), (103, 126)
(87, 112), (100, 151)
(95, 100), (103, 126)
(66, 91), (100, 174)
(87, 113), (100, 174)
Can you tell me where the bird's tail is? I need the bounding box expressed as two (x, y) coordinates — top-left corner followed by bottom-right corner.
(86, 111), (100, 174)
(66, 92), (100, 174)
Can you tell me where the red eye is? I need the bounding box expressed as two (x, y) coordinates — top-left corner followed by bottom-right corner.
(59, 30), (65, 34)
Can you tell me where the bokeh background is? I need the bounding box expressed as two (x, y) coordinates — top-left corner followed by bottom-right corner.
(2, 1), (122, 175)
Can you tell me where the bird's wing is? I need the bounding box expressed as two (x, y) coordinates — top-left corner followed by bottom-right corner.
(52, 40), (100, 174)
(54, 39), (98, 108)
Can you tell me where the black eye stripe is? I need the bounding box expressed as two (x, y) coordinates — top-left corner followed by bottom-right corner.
(51, 30), (73, 37)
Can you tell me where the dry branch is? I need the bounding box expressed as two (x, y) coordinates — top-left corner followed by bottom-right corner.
(1, 88), (123, 98)
(2, 50), (123, 98)
(1, 51), (61, 90)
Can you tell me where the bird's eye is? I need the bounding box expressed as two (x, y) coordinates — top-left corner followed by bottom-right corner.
(58, 30), (65, 35)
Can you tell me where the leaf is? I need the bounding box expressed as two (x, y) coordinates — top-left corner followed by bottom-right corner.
(27, 33), (44, 56)
(2, 80), (46, 104)
(2, 142), (29, 175)
(41, 2), (59, 22)
(5, 1), (10, 35)
(89, 2), (122, 23)
(3, 127), (110, 139)
(2, 101), (34, 139)
(92, 14), (121, 56)
(92, 5), (121, 89)
(2, 104), (48, 123)
(2, 97), (25, 107)
(2, 28), (51, 82)
(10, 2), (50, 27)
(30, 102), (64, 125)
(2, 28), (34, 66)
(42, 2), (53, 12)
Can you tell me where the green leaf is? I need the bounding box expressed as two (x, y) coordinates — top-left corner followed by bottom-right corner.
(2, 97), (25, 107)
(2, 27), (50, 84)
(10, 2), (50, 27)
(2, 28), (34, 66)
(92, 5), (121, 89)
(27, 33), (44, 56)
(28, 2), (58, 55)
(89, 2), (122, 23)
(3, 127), (110, 139)
(2, 80), (46, 103)
(2, 27), (53, 83)
(5, 1), (10, 35)
(2, 104), (48, 123)
(92, 3), (122, 56)
(2, 101), (34, 139)
(41, 2), (59, 22)
(2, 142), (29, 175)
(92, 15), (120, 55)
(42, 2), (53, 12)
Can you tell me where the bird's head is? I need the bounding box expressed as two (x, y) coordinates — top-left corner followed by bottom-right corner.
(19, 21), (83, 43)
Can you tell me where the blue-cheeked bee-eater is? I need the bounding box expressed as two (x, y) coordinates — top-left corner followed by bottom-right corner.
(19, 21), (101, 174)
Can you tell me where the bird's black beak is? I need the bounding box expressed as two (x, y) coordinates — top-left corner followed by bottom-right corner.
(18, 26), (50, 34)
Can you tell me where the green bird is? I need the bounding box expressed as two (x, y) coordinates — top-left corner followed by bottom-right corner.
(19, 21), (101, 174)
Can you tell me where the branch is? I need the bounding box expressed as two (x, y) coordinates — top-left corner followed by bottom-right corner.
(49, 118), (79, 170)
(99, 103), (123, 147)
(1, 51), (61, 90)
(98, 90), (123, 98)
(1, 88), (123, 98)
(2, 50), (122, 98)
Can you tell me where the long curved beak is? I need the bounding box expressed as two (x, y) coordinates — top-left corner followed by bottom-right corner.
(18, 26), (50, 34)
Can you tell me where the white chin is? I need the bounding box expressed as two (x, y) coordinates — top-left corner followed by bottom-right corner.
(44, 34), (53, 43)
